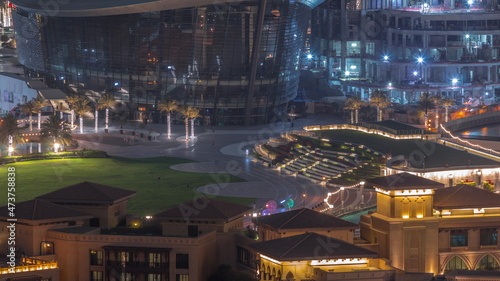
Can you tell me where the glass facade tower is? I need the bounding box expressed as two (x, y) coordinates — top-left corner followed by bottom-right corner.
(12, 0), (323, 125)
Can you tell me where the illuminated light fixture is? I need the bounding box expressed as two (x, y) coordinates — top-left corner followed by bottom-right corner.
(442, 210), (451, 215)
(345, 71), (351, 76)
(145, 215), (152, 219)
(383, 55), (389, 61)
(307, 54), (313, 59)
(311, 258), (368, 266)
(375, 187), (390, 195)
(451, 78), (458, 84)
(413, 71), (418, 76)
(8, 146), (14, 153)
(417, 57), (424, 63)
(394, 189), (432, 196)
(350, 65), (357, 69)
(351, 43), (358, 47)
(54, 143), (60, 152)
(261, 255), (282, 264)
(467, 0), (473, 4)
(402, 215), (409, 219)
(474, 208), (485, 214)
(388, 82), (392, 87)
(416, 214), (423, 218)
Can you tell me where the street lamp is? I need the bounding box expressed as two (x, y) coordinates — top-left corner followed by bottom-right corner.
(360, 181), (365, 206)
(302, 193), (306, 208)
(8, 135), (13, 157)
(448, 174), (453, 187)
(476, 170), (482, 188)
(54, 143), (60, 152)
(340, 187), (345, 211)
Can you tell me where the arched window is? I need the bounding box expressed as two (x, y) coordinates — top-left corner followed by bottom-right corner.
(476, 255), (500, 270)
(444, 256), (468, 273)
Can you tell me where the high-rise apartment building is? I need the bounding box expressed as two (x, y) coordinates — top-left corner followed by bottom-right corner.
(311, 0), (500, 105)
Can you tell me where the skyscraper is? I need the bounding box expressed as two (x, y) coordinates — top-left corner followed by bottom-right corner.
(11, 0), (324, 125)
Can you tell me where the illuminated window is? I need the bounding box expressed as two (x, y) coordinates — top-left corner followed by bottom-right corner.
(480, 229), (498, 246)
(90, 250), (103, 266)
(148, 273), (161, 281)
(450, 230), (468, 247)
(475, 255), (499, 270)
(120, 272), (133, 281)
(444, 256), (467, 273)
(148, 252), (162, 268)
(91, 271), (103, 281)
(40, 241), (54, 255)
(176, 274), (189, 281)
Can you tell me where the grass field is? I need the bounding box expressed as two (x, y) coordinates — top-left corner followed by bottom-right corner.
(1, 157), (251, 216)
(321, 130), (500, 169)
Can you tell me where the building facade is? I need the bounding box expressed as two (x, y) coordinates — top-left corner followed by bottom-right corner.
(10, 0), (324, 125)
(310, 0), (500, 105)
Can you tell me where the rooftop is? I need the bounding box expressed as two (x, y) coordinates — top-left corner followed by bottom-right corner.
(434, 184), (500, 210)
(0, 199), (91, 221)
(249, 232), (377, 261)
(36, 181), (137, 205)
(254, 208), (357, 231)
(367, 172), (444, 191)
(155, 198), (252, 222)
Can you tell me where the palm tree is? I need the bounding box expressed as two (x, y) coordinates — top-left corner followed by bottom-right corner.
(0, 114), (24, 153)
(417, 92), (435, 128)
(20, 100), (36, 131)
(33, 97), (50, 130)
(179, 106), (200, 140)
(431, 95), (442, 130)
(441, 98), (455, 122)
(369, 91), (391, 121)
(73, 97), (91, 134)
(97, 93), (117, 133)
(344, 96), (367, 124)
(157, 99), (178, 139)
(66, 94), (82, 129)
(40, 114), (73, 151)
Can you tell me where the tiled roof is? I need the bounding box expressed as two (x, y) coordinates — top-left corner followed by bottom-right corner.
(37, 181), (136, 204)
(254, 208), (357, 231)
(367, 173), (444, 190)
(434, 184), (500, 209)
(249, 232), (377, 261)
(155, 198), (252, 221)
(0, 199), (91, 221)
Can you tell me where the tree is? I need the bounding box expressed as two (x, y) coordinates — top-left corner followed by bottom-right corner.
(158, 99), (178, 139)
(97, 93), (117, 133)
(20, 100), (36, 131)
(0, 114), (24, 149)
(369, 91), (391, 121)
(344, 96), (367, 124)
(33, 96), (50, 130)
(179, 106), (200, 140)
(66, 94), (82, 129)
(73, 97), (92, 134)
(40, 114), (74, 150)
(441, 98), (455, 122)
(431, 95), (442, 130)
(417, 92), (435, 128)
(112, 102), (129, 132)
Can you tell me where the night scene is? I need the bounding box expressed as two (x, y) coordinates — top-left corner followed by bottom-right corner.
(1, 0), (500, 280)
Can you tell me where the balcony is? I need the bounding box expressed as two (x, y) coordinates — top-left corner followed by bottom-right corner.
(106, 261), (168, 273)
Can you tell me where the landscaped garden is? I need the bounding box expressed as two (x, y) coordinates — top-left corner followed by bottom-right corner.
(320, 130), (500, 169)
(0, 156), (250, 216)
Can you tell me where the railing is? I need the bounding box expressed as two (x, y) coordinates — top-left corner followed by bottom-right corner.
(106, 261), (168, 269)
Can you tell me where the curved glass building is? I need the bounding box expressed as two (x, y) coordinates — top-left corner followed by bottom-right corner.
(11, 0), (323, 125)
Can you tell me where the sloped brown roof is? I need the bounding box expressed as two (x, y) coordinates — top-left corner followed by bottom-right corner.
(254, 208), (357, 231)
(367, 172), (444, 190)
(249, 232), (377, 261)
(0, 199), (91, 221)
(434, 184), (500, 210)
(155, 198), (252, 221)
(36, 181), (136, 205)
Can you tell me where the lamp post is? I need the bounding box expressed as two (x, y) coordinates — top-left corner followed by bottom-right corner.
(476, 170), (482, 188)
(448, 173), (453, 187)
(54, 143), (60, 153)
(302, 193), (306, 208)
(360, 181), (365, 207)
(340, 187), (345, 212)
(8, 135), (13, 157)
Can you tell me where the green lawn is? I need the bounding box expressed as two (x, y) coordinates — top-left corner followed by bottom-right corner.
(1, 157), (251, 216)
(321, 130), (500, 169)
